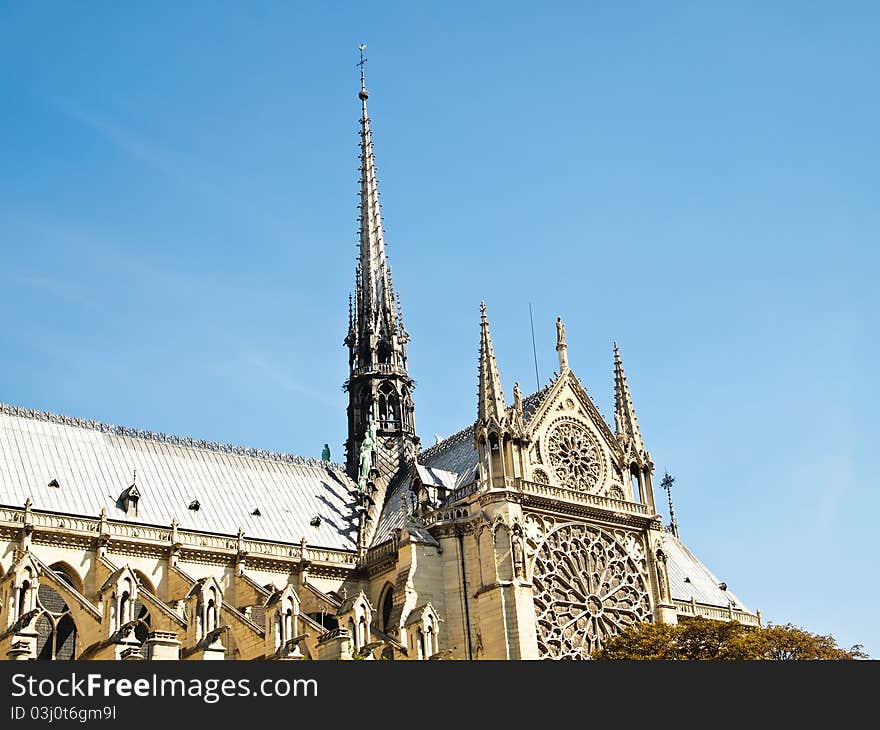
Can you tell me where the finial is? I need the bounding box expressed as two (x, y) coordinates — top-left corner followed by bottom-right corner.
(357, 43), (369, 100)
(480, 301), (488, 322)
(660, 472), (679, 537)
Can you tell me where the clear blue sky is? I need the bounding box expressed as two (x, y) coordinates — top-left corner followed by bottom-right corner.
(1, 2), (877, 656)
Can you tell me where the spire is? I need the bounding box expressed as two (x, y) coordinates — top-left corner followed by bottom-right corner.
(477, 302), (507, 425)
(344, 46), (419, 521)
(355, 43), (396, 342)
(660, 472), (679, 537)
(613, 341), (646, 456)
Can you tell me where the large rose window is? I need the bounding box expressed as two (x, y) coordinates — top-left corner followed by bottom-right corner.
(546, 420), (602, 492)
(532, 523), (651, 659)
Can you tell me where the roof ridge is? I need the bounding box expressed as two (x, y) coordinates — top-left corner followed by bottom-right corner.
(419, 423), (474, 460)
(0, 402), (347, 472)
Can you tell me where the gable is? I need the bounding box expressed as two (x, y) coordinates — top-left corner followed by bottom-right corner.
(524, 371), (631, 500)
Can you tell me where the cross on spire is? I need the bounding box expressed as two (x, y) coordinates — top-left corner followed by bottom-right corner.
(357, 43), (368, 98)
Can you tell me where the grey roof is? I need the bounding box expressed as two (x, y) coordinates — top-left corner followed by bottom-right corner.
(370, 387), (552, 548)
(665, 532), (750, 613)
(414, 464), (460, 490)
(419, 426), (478, 488)
(0, 403), (358, 551)
(370, 467), (412, 547)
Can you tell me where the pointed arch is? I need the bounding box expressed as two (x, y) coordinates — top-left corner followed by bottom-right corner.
(133, 570), (156, 596)
(378, 582), (394, 632)
(33, 582), (78, 660)
(49, 562), (84, 595)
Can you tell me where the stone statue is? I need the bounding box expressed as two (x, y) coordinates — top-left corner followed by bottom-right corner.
(321, 443), (331, 462)
(512, 531), (525, 579)
(656, 549), (670, 603)
(556, 317), (566, 345)
(513, 381), (523, 413)
(357, 420), (377, 493)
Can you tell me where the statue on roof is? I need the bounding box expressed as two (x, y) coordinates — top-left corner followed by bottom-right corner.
(321, 443), (331, 462)
(556, 317), (566, 345)
(357, 419), (377, 493)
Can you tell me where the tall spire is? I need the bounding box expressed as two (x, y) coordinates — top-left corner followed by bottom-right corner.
(354, 43), (397, 344)
(613, 342), (646, 456)
(344, 46), (418, 527)
(477, 302), (507, 425)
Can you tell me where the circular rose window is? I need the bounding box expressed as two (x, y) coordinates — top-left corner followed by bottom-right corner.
(546, 420), (602, 492)
(532, 523), (651, 659)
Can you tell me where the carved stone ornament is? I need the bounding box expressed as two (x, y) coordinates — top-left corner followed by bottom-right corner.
(531, 522), (651, 659)
(546, 419), (602, 493)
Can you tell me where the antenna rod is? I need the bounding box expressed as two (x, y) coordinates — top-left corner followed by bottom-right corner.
(529, 302), (540, 391)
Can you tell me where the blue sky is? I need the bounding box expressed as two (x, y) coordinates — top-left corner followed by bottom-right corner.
(1, 2), (877, 656)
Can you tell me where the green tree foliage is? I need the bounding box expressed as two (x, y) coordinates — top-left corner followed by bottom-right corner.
(593, 617), (866, 660)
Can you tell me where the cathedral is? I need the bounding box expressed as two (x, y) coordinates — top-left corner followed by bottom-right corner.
(0, 64), (759, 661)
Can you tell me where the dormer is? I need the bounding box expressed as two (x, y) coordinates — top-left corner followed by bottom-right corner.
(119, 484), (140, 518)
(412, 464), (458, 516)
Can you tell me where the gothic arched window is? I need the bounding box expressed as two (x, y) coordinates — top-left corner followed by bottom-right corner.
(133, 600), (151, 644)
(379, 583), (394, 633)
(630, 466), (642, 503)
(377, 339), (391, 364)
(34, 584), (77, 660)
(378, 381), (397, 428)
(17, 580), (30, 618)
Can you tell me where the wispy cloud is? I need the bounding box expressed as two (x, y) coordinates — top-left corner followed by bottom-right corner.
(53, 100), (287, 231)
(61, 105), (182, 180)
(243, 351), (342, 409)
(5, 270), (98, 310)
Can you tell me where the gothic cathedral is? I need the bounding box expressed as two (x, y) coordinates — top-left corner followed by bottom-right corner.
(0, 66), (758, 661)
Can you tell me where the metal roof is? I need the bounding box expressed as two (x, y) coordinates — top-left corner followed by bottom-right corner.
(664, 531), (750, 613)
(370, 467), (411, 547)
(0, 403), (358, 551)
(414, 464), (459, 490)
(419, 426), (478, 488)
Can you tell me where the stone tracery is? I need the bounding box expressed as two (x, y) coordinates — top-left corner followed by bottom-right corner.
(546, 420), (602, 492)
(530, 522), (651, 659)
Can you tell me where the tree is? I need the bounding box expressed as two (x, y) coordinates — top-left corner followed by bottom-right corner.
(592, 617), (866, 660)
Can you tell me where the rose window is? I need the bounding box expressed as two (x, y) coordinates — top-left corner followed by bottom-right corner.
(547, 421), (602, 492)
(532, 523), (651, 659)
